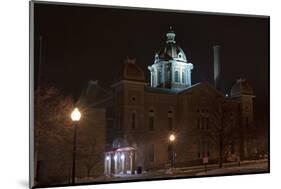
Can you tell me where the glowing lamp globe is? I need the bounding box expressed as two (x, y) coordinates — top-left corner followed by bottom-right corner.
(71, 108), (81, 122)
(169, 134), (175, 142)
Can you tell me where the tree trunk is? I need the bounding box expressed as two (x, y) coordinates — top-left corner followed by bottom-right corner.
(219, 139), (223, 168)
(87, 166), (93, 178)
(87, 168), (91, 178)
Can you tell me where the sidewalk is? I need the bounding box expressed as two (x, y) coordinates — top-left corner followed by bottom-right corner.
(196, 160), (268, 176)
(78, 159), (268, 183)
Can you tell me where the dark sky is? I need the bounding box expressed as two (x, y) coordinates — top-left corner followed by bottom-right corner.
(33, 2), (269, 126)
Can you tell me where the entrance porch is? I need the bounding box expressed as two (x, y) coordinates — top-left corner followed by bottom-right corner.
(104, 146), (136, 176)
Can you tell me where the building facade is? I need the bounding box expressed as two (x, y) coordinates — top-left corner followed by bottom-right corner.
(81, 28), (256, 176)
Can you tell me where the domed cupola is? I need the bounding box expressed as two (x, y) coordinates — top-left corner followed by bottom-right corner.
(230, 78), (254, 98)
(155, 27), (188, 64)
(148, 27), (193, 89)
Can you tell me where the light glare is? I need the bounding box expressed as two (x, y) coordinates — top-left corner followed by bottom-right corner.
(71, 108), (81, 121)
(169, 134), (175, 142)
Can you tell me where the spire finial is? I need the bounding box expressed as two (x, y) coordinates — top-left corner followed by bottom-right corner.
(124, 56), (136, 64)
(166, 26), (176, 43)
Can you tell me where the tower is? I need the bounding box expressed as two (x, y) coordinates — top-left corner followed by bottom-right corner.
(230, 78), (255, 160)
(148, 27), (193, 89)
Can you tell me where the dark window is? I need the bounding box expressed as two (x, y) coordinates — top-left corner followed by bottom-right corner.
(175, 71), (179, 82)
(167, 68), (171, 81)
(149, 117), (154, 131)
(246, 117), (249, 127)
(197, 118), (200, 129)
(158, 70), (162, 84)
(206, 117), (209, 130)
(198, 152), (201, 158)
(168, 117), (173, 131)
(201, 117), (204, 129)
(207, 151), (210, 157)
(149, 144), (155, 162)
(132, 112), (136, 129)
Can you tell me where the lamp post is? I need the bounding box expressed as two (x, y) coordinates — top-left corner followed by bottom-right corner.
(70, 107), (81, 184)
(169, 134), (175, 170)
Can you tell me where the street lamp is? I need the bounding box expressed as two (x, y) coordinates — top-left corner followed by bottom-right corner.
(71, 107), (81, 184)
(169, 134), (176, 169)
(169, 134), (175, 142)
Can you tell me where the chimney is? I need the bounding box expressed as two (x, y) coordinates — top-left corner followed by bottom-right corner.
(213, 45), (222, 90)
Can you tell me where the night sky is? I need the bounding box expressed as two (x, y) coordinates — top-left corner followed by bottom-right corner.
(33, 2), (269, 127)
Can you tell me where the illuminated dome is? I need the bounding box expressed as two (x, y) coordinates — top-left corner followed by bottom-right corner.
(148, 27), (193, 89)
(230, 79), (254, 98)
(155, 27), (187, 63)
(120, 57), (145, 82)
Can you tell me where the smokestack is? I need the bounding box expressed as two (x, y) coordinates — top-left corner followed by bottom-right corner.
(213, 45), (222, 90)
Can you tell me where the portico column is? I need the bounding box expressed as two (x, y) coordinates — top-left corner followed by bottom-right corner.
(130, 151), (133, 174)
(104, 154), (107, 175)
(114, 153), (118, 174)
(108, 156), (111, 175)
(121, 154), (125, 174)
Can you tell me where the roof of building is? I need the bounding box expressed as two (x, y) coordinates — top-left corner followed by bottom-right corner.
(119, 57), (145, 82)
(145, 82), (222, 95)
(155, 27), (188, 63)
(230, 78), (254, 98)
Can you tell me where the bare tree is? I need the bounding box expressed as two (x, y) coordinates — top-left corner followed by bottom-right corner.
(78, 137), (101, 178)
(206, 98), (239, 168)
(34, 86), (74, 184)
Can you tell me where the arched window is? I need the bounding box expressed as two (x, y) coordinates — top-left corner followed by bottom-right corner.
(131, 112), (136, 129)
(182, 71), (185, 83)
(166, 66), (171, 81)
(149, 109), (155, 131)
(157, 70), (162, 85)
(168, 110), (173, 131)
(175, 71), (179, 82)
